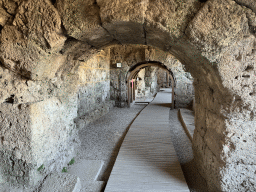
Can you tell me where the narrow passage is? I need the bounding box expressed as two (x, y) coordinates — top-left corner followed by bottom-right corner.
(105, 88), (189, 192)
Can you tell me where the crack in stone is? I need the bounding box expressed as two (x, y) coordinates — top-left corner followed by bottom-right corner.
(233, 1), (256, 36)
(142, 0), (149, 46)
(143, 24), (147, 45)
(94, 0), (123, 46)
(244, 14), (256, 36)
(183, 1), (206, 39)
(234, 0), (256, 14)
(1, 4), (15, 16)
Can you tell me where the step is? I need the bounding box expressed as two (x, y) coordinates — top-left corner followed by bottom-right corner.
(40, 173), (81, 192)
(80, 181), (105, 192)
(67, 159), (104, 182)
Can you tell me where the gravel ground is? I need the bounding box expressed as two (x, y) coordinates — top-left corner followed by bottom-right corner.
(169, 109), (208, 192)
(76, 104), (146, 183)
(75, 103), (208, 192)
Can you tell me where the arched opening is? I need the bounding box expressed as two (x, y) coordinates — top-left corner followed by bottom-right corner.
(126, 61), (175, 109)
(0, 0), (255, 191)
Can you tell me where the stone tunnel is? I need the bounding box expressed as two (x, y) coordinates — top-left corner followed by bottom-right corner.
(0, 0), (256, 191)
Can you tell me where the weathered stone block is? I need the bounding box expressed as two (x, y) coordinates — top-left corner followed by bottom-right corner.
(0, 26), (66, 80)
(56, 0), (113, 48)
(220, 163), (256, 191)
(204, 128), (224, 160)
(96, 0), (147, 45)
(223, 118), (256, 165)
(2, 0), (19, 15)
(185, 0), (251, 62)
(192, 130), (207, 177)
(203, 146), (222, 190)
(14, 0), (66, 51)
(40, 173), (81, 192)
(75, 100), (115, 130)
(198, 87), (220, 112)
(193, 127), (224, 191)
(0, 97), (79, 187)
(0, 7), (11, 26)
(194, 103), (206, 137)
(0, 0), (67, 80)
(234, 0), (256, 13)
(145, 0), (201, 50)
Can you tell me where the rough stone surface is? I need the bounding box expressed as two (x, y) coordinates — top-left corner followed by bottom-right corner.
(67, 159), (105, 192)
(0, 7), (11, 26)
(108, 45), (194, 108)
(0, 96), (80, 187)
(56, 0), (113, 48)
(0, 0), (256, 191)
(0, 48), (114, 189)
(0, 0), (67, 80)
(135, 66), (158, 99)
(144, 0), (202, 50)
(164, 55), (194, 108)
(97, 0), (147, 45)
(234, 0), (256, 16)
(185, 0), (253, 62)
(40, 173), (81, 192)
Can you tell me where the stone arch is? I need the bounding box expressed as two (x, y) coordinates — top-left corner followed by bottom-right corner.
(0, 0), (255, 191)
(126, 61), (175, 108)
(127, 61), (176, 83)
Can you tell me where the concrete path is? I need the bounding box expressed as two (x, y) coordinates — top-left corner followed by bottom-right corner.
(105, 89), (189, 192)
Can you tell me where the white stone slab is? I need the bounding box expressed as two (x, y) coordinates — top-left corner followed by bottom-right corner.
(40, 173), (81, 192)
(67, 159), (104, 182)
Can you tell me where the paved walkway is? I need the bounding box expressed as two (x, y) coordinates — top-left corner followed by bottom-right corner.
(105, 89), (189, 192)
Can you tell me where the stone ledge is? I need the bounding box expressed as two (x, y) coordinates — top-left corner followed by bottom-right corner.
(178, 108), (195, 142)
(40, 173), (81, 192)
(75, 100), (115, 130)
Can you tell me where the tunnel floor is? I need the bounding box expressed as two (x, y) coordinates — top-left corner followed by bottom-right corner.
(69, 89), (208, 192)
(105, 88), (189, 191)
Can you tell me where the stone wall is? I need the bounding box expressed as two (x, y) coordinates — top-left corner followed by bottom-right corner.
(157, 68), (169, 88)
(0, 96), (79, 188)
(172, 62), (194, 108)
(193, 81), (225, 191)
(156, 57), (195, 108)
(144, 66), (158, 95)
(76, 49), (113, 118)
(0, 0), (255, 190)
(135, 68), (146, 99)
(187, 1), (256, 190)
(0, 49), (113, 189)
(135, 66), (159, 99)
(75, 50), (115, 130)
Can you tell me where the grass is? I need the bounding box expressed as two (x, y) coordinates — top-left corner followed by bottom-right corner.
(37, 158), (75, 174)
(68, 158), (75, 166)
(37, 164), (44, 172)
(62, 167), (68, 172)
